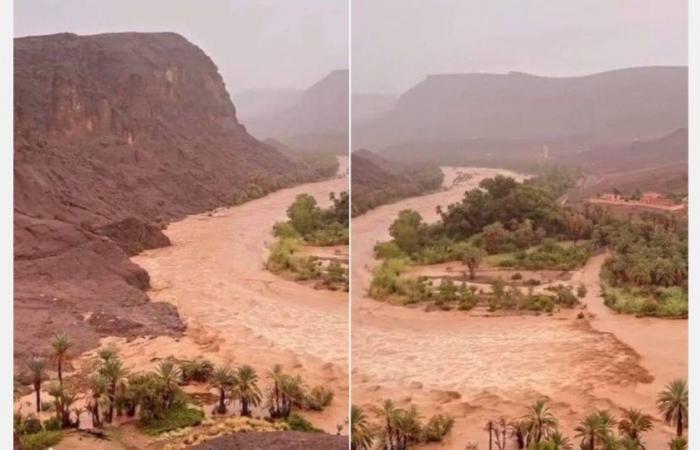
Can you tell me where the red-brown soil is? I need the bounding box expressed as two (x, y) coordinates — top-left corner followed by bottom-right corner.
(13, 32), (327, 367)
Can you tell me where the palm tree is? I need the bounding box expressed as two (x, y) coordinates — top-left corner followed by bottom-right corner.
(543, 430), (573, 450)
(279, 373), (304, 418)
(211, 366), (235, 414)
(522, 400), (558, 443)
(351, 404), (374, 450)
(575, 410), (616, 450)
(508, 419), (529, 449)
(153, 360), (182, 408)
(48, 382), (76, 427)
(373, 399), (398, 450)
(668, 436), (687, 450)
(27, 357), (46, 413)
(267, 364), (285, 417)
(657, 378), (688, 437)
(50, 333), (73, 386)
(99, 356), (128, 423)
(393, 405), (422, 450)
(97, 347), (118, 363)
(233, 365), (262, 417)
(618, 408), (653, 443)
(87, 374), (107, 428)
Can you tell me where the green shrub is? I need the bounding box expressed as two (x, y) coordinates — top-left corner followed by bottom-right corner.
(423, 414), (454, 442)
(369, 258), (408, 298)
(180, 358), (215, 383)
(308, 223), (348, 246)
(42, 416), (62, 431)
(511, 272), (523, 280)
(323, 260), (348, 285)
(374, 241), (406, 260)
(291, 256), (321, 280)
(266, 238), (300, 273)
(303, 386), (334, 411)
(285, 413), (321, 432)
(499, 242), (592, 271)
(22, 417), (43, 435)
(397, 276), (432, 304)
(520, 294), (555, 312)
(272, 221), (302, 240)
(141, 405), (204, 435)
(553, 286), (578, 307)
(19, 430), (62, 450)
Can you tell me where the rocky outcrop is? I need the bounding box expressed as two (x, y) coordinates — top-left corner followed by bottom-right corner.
(14, 32), (325, 364)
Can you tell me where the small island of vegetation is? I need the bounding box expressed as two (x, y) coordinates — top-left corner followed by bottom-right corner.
(267, 191), (349, 291)
(369, 170), (687, 318)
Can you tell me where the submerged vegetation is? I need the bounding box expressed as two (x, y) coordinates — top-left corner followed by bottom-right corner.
(14, 334), (336, 449)
(352, 380), (687, 450)
(267, 191), (349, 290)
(598, 211), (688, 318)
(351, 400), (454, 450)
(369, 169), (687, 317)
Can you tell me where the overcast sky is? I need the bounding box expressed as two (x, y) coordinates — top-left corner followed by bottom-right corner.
(15, 0), (348, 94)
(353, 0), (687, 93)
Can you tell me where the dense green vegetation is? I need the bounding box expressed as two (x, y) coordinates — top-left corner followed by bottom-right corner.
(597, 212), (688, 317)
(274, 191), (349, 246)
(140, 404), (204, 435)
(369, 169), (687, 317)
(14, 334), (335, 448)
(351, 400), (454, 450)
(18, 430), (62, 450)
(353, 379), (687, 450)
(369, 170), (591, 312)
(228, 160), (339, 207)
(267, 192), (349, 290)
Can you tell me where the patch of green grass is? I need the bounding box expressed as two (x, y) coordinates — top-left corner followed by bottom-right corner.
(285, 413), (322, 433)
(601, 282), (687, 318)
(19, 430), (63, 450)
(498, 242), (592, 271)
(140, 405), (204, 435)
(369, 258), (410, 298)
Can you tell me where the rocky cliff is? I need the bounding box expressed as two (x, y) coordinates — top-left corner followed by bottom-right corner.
(14, 32), (324, 364)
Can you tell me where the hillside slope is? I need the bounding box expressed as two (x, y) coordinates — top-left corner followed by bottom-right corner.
(357, 67), (687, 150)
(351, 150), (443, 215)
(245, 69), (349, 153)
(14, 32), (324, 364)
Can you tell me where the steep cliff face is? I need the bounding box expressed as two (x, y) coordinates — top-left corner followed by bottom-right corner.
(14, 32), (322, 363)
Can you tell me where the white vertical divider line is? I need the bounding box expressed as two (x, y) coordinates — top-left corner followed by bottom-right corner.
(688, 0), (697, 443)
(347, 0), (353, 447)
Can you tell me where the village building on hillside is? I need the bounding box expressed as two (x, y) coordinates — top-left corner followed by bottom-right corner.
(588, 190), (685, 211)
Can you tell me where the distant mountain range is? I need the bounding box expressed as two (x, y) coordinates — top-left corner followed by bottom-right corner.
(243, 69), (349, 154)
(355, 67), (687, 152)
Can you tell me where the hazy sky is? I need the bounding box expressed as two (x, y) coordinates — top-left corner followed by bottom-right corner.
(353, 0), (687, 93)
(15, 0), (348, 93)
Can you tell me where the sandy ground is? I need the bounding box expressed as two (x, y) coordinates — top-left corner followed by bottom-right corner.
(49, 157), (350, 442)
(351, 167), (687, 449)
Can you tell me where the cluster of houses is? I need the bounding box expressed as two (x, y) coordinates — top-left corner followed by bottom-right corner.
(591, 191), (685, 211)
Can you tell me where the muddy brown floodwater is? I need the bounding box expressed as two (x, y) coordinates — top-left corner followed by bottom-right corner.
(351, 167), (687, 449)
(66, 157), (349, 436)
